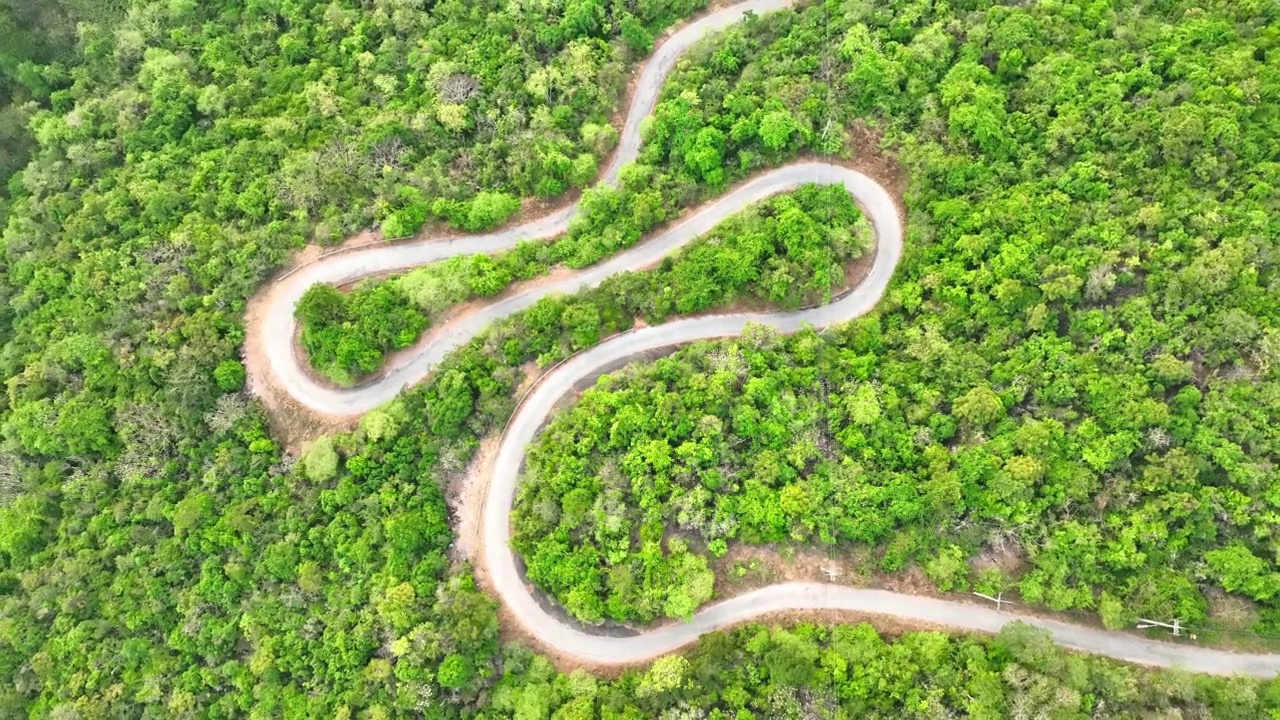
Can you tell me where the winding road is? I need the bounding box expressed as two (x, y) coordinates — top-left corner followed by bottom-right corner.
(247, 0), (1280, 679)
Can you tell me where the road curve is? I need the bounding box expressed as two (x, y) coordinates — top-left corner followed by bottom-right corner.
(248, 0), (798, 417)
(479, 171), (1280, 679)
(246, 0), (1280, 679)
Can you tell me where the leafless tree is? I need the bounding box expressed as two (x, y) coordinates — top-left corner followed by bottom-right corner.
(658, 705), (708, 720)
(164, 353), (214, 413)
(0, 453), (20, 505)
(115, 402), (181, 482)
(1253, 329), (1280, 375)
(270, 453), (298, 478)
(369, 136), (408, 169)
(913, 426), (936, 448)
(1146, 426), (1172, 449)
(206, 392), (251, 434)
(474, 111), (497, 140)
(449, 150), (480, 188)
(708, 346), (747, 379)
(439, 73), (481, 103)
(1084, 263), (1116, 302)
(437, 440), (470, 474)
(760, 686), (841, 719)
(1219, 363), (1255, 382)
(300, 617), (324, 642)
(319, 138), (367, 175)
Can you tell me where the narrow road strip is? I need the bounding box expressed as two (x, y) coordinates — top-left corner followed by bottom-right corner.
(248, 0), (799, 417)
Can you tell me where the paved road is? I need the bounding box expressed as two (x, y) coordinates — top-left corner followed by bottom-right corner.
(249, 0), (1280, 678)
(249, 0), (799, 417)
(479, 170), (1280, 678)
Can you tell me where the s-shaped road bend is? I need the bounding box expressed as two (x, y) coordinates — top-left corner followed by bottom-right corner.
(247, 0), (1280, 678)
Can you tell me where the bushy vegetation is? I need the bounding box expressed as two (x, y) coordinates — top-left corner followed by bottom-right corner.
(295, 282), (430, 385)
(512, 0), (1280, 633)
(492, 622), (1280, 717)
(297, 183), (871, 383)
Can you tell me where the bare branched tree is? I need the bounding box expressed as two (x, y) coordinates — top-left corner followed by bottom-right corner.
(1084, 263), (1116, 302)
(474, 111), (497, 140)
(0, 453), (20, 506)
(438, 73), (481, 103)
(206, 392), (251, 434)
(1146, 426), (1172, 450)
(115, 402), (181, 482)
(370, 136), (408, 169)
(270, 453), (298, 478)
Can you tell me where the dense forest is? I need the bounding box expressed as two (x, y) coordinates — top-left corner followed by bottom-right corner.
(511, 0), (1280, 636)
(0, 0), (1277, 716)
(0, 174), (865, 714)
(0, 0), (110, 224)
(516, 325), (1280, 633)
(296, 183), (870, 384)
(0, 0), (709, 488)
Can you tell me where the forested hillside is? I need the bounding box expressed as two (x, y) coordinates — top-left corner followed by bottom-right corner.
(514, 0), (1280, 634)
(0, 0), (705, 481)
(0, 0), (1277, 716)
(0, 0), (722, 714)
(513, 0), (1280, 638)
(0, 0), (111, 224)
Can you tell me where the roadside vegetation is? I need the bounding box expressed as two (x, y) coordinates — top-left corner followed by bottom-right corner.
(296, 183), (871, 384)
(492, 622), (1280, 717)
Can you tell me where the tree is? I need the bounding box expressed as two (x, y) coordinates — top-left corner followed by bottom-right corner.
(437, 653), (474, 690)
(361, 408), (400, 443)
(846, 384), (882, 425)
(620, 15), (654, 54)
(1205, 544), (1280, 602)
(561, 0), (605, 38)
(376, 582), (418, 633)
(636, 655), (688, 698)
(427, 370), (474, 437)
(303, 436), (339, 482)
(384, 186), (431, 239)
(213, 359), (246, 392)
(437, 103), (469, 132)
(684, 126), (725, 184)
(465, 191), (520, 232)
(296, 283), (349, 328)
(0, 494), (48, 561)
(924, 545), (969, 592)
(467, 255), (512, 297)
(758, 109), (799, 150)
(938, 61), (1011, 157)
(953, 386), (1004, 427)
